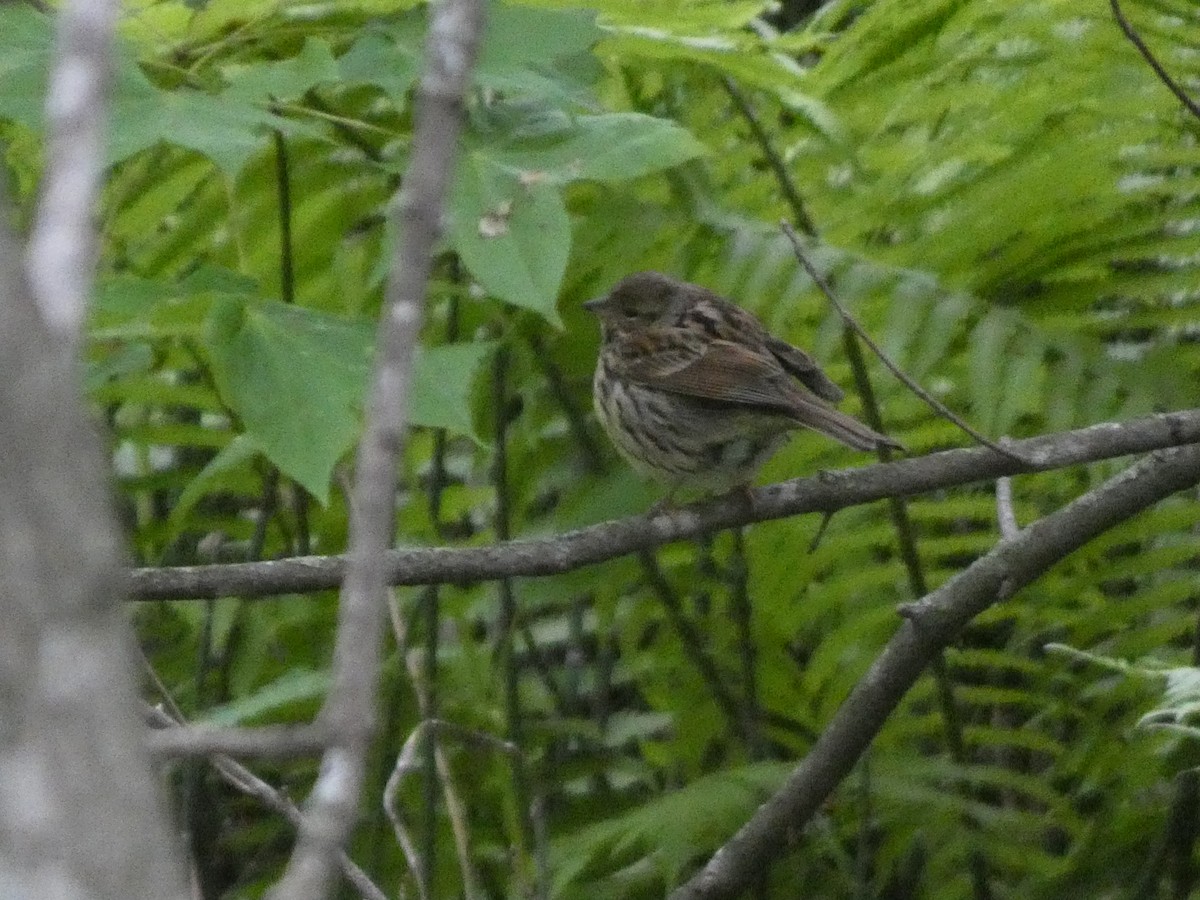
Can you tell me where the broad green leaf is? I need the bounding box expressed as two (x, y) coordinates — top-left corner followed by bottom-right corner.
(0, 6), (51, 125)
(337, 30), (421, 106)
(0, 6), (287, 176)
(110, 84), (289, 178)
(369, 3), (602, 105)
(90, 274), (242, 341)
(201, 297), (375, 503)
(492, 112), (707, 184)
(474, 4), (602, 104)
(202, 296), (493, 500)
(450, 153), (570, 325)
(410, 341), (498, 438)
(222, 37), (342, 104)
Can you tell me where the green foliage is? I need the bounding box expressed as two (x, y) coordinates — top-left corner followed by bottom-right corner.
(5, 0), (1200, 896)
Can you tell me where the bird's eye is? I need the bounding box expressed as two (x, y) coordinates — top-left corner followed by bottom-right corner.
(621, 305), (639, 319)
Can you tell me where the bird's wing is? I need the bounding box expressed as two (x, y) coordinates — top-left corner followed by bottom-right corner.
(619, 332), (901, 451)
(765, 336), (844, 403)
(621, 335), (802, 413)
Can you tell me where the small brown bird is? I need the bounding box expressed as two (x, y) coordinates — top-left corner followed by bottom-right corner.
(585, 271), (900, 496)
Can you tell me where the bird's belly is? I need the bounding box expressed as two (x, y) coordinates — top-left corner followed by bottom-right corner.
(593, 370), (790, 491)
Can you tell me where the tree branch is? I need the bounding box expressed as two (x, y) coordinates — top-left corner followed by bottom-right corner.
(25, 0), (118, 341)
(1111, 0), (1200, 124)
(146, 722), (330, 759)
(671, 443), (1200, 899)
(0, 3), (189, 897)
(128, 409), (1200, 601)
(266, 2), (486, 897)
(144, 706), (387, 900)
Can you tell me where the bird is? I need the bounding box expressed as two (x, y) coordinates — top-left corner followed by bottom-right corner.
(584, 271), (901, 497)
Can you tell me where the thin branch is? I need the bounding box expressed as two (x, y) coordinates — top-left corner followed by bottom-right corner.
(672, 442), (1200, 899)
(25, 0), (118, 340)
(1111, 0), (1200, 124)
(128, 409), (1200, 602)
(720, 77), (817, 236)
(382, 717), (519, 895)
(995, 476), (1019, 540)
(272, 125), (310, 553)
(267, 2), (486, 896)
(781, 222), (1027, 463)
(491, 344), (537, 893)
(272, 126), (297, 305)
(147, 722), (330, 759)
(402, 636), (489, 900)
(528, 329), (607, 472)
(144, 706), (387, 900)
(722, 78), (987, 870)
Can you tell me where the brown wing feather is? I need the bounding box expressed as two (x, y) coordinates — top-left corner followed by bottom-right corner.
(618, 332), (901, 452)
(623, 337), (800, 413)
(765, 336), (844, 403)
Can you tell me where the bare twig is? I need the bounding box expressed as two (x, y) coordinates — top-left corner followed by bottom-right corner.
(400, 643), (488, 900)
(383, 718), (516, 898)
(720, 77), (817, 237)
(144, 705), (387, 900)
(842, 308), (994, 899)
(382, 720), (432, 900)
(672, 443), (1200, 899)
(267, 2), (486, 897)
(128, 409), (1200, 603)
(995, 476), (1019, 540)
(780, 222), (1028, 463)
(1111, 0), (1200, 124)
(724, 78), (993, 891)
(727, 528), (764, 758)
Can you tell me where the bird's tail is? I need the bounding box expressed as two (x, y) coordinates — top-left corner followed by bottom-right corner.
(788, 394), (903, 452)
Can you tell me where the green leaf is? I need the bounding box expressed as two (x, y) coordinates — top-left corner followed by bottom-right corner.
(337, 30), (421, 106)
(110, 83), (287, 178)
(162, 435), (262, 549)
(450, 153), (570, 325)
(474, 4), (603, 104)
(0, 6), (52, 126)
(90, 273), (243, 341)
(369, 3), (602, 105)
(492, 112), (707, 184)
(0, 6), (288, 176)
(201, 298), (374, 503)
(411, 341), (497, 438)
(222, 37), (342, 104)
(202, 296), (493, 501)
(552, 762), (790, 892)
(201, 668), (330, 726)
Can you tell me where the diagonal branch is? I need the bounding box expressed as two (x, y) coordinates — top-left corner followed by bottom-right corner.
(1110, 0), (1200, 124)
(671, 442), (1200, 899)
(128, 408), (1200, 602)
(781, 221), (1025, 463)
(266, 2), (486, 898)
(144, 705), (387, 900)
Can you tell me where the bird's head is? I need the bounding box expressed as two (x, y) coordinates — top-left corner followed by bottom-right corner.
(583, 271), (690, 337)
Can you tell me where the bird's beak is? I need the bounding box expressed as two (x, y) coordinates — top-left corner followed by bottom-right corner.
(582, 295), (606, 314)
